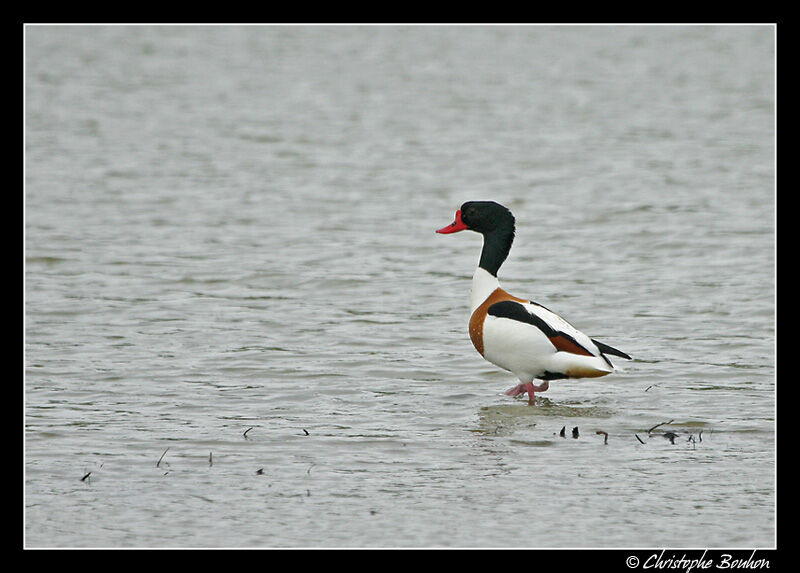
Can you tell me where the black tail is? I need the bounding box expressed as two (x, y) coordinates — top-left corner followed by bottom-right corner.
(592, 339), (631, 360)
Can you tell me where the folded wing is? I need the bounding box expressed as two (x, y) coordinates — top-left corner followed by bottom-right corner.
(487, 299), (629, 363)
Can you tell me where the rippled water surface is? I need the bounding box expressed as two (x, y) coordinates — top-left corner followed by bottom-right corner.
(25, 25), (775, 548)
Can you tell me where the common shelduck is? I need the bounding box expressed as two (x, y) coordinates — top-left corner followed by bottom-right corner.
(436, 201), (631, 404)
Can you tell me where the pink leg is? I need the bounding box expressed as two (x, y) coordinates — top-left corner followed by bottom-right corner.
(504, 383), (528, 397)
(524, 382), (536, 404)
(504, 380), (550, 405)
(532, 381), (550, 393)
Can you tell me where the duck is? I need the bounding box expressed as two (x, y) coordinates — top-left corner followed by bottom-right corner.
(436, 201), (630, 404)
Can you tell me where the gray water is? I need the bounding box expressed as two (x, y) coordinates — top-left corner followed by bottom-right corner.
(25, 25), (775, 548)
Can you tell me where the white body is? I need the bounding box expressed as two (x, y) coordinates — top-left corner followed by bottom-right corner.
(471, 268), (616, 384)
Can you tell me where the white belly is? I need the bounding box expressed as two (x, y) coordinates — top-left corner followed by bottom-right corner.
(482, 315), (613, 382)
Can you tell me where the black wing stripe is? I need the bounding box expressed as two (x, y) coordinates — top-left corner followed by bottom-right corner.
(488, 300), (556, 336)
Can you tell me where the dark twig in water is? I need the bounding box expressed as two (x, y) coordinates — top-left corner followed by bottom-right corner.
(243, 427), (253, 439)
(572, 427), (579, 439)
(156, 447), (169, 468)
(80, 472), (92, 482)
(644, 384), (658, 392)
(596, 430), (608, 445)
(559, 426), (566, 438)
(647, 419), (674, 435)
(307, 463), (315, 475)
(302, 428), (310, 436)
(634, 434), (646, 444)
(663, 431), (678, 445)
(209, 452), (213, 467)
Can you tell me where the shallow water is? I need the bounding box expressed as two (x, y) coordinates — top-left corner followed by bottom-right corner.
(25, 25), (775, 548)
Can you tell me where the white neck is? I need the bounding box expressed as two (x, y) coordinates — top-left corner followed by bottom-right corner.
(470, 267), (500, 313)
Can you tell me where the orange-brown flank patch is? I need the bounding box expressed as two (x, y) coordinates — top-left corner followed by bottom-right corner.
(548, 333), (594, 357)
(469, 288), (528, 356)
